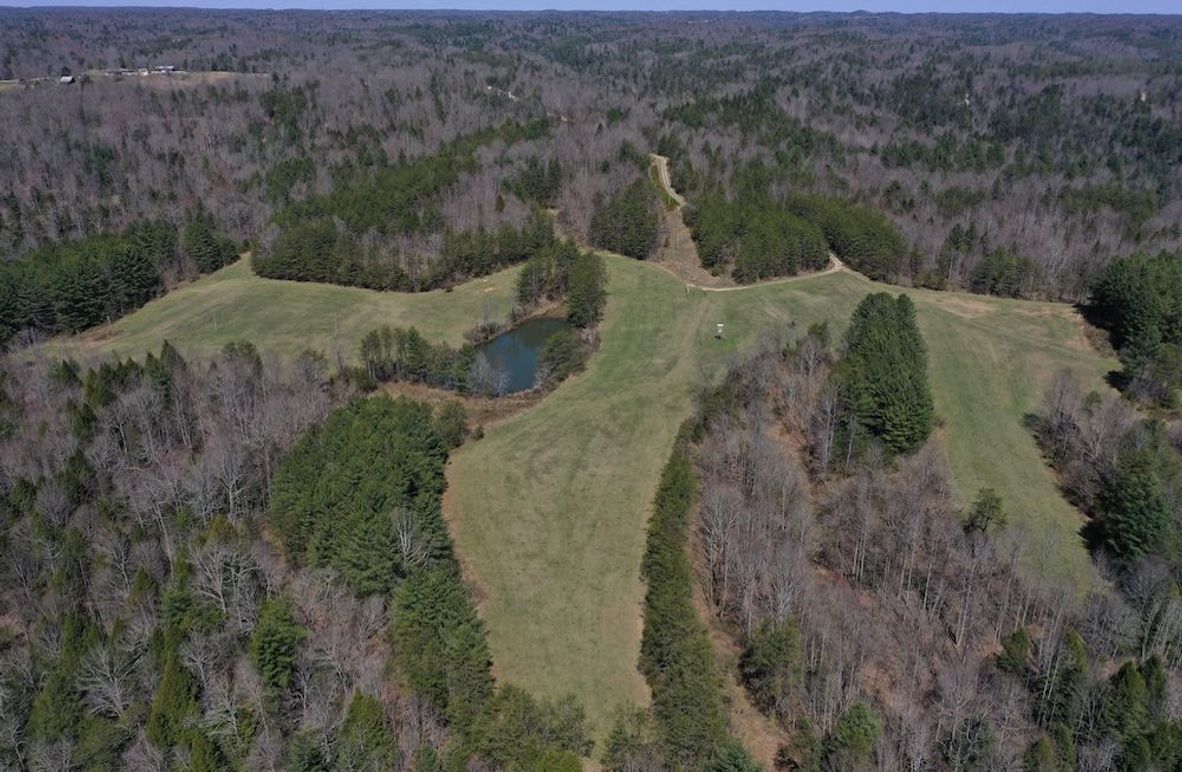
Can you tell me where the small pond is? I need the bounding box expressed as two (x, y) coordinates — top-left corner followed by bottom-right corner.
(475, 316), (570, 394)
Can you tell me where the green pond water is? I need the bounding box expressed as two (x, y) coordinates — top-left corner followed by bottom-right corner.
(476, 316), (569, 393)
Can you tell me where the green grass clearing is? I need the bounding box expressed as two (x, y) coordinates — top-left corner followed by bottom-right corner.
(448, 259), (1116, 737)
(43, 258), (519, 364)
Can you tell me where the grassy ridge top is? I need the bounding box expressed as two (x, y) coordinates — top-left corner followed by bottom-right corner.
(49, 255), (1117, 738)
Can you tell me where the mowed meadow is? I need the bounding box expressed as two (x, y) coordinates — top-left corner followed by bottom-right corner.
(50, 253), (1118, 737)
(45, 257), (519, 363)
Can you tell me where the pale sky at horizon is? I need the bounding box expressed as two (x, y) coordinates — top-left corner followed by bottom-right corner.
(1, 0), (1180, 14)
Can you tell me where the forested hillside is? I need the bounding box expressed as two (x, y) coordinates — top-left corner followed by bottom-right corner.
(1, 10), (1180, 305)
(684, 304), (1182, 769)
(0, 347), (593, 769)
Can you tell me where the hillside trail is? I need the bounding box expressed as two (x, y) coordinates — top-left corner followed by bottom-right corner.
(650, 152), (686, 207)
(646, 153), (848, 291)
(646, 153), (839, 766)
(681, 253), (846, 291)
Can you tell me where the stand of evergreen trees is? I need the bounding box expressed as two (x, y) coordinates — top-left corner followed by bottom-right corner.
(254, 211), (556, 293)
(589, 178), (659, 260)
(732, 209), (828, 284)
(504, 156), (564, 208)
(268, 397), (453, 594)
(358, 326), (476, 393)
(182, 211), (240, 274)
(684, 191), (829, 282)
(268, 396), (592, 767)
(684, 187), (907, 283)
(0, 217), (238, 347)
(253, 120), (558, 292)
(839, 293), (934, 454)
(786, 194), (908, 282)
(1090, 251), (1182, 407)
(515, 239), (608, 329)
(969, 246), (1041, 298)
(613, 422), (759, 771)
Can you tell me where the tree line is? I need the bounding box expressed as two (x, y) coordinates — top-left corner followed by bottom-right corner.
(679, 302), (1182, 768)
(612, 422), (759, 772)
(0, 217), (236, 347)
(268, 395), (593, 768)
(254, 210), (557, 293)
(684, 189), (829, 283)
(252, 120), (559, 292)
(1090, 251), (1182, 407)
(1035, 369), (1182, 571)
(358, 326), (479, 394)
(588, 177), (660, 261)
(682, 174), (909, 284)
(1026, 370), (1182, 769)
(838, 292), (934, 455)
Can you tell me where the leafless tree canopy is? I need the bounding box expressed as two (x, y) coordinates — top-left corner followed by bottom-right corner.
(0, 10), (1178, 301)
(689, 335), (1182, 769)
(0, 346), (467, 767)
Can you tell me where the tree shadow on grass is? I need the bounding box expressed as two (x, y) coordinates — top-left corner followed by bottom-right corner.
(1022, 409), (1105, 554)
(1105, 368), (1130, 393)
(1079, 518), (1105, 554)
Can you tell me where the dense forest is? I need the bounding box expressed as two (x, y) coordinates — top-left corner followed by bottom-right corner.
(681, 296), (1182, 769)
(0, 217), (237, 348)
(1, 10), (1180, 306)
(0, 346), (593, 770)
(1090, 252), (1182, 407)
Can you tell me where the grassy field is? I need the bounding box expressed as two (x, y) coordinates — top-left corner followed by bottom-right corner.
(54, 253), (1118, 739)
(723, 274), (1115, 576)
(45, 258), (519, 364)
(447, 262), (709, 733)
(448, 260), (1116, 737)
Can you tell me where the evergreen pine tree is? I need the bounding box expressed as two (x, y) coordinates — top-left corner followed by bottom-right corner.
(250, 596), (306, 701)
(1102, 450), (1169, 560)
(147, 645), (200, 747)
(589, 178), (658, 259)
(567, 250), (607, 328)
(841, 293), (934, 454)
(335, 693), (399, 770)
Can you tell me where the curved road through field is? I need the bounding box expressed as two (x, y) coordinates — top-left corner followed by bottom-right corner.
(681, 253), (846, 291)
